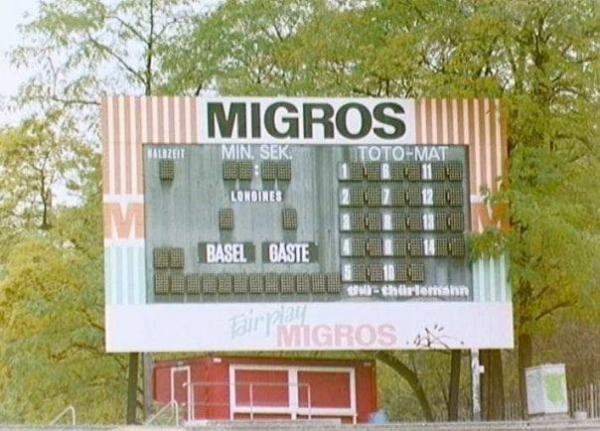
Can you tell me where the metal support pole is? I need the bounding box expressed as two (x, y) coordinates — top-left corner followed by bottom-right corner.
(448, 350), (461, 420)
(250, 384), (254, 420)
(126, 352), (139, 424)
(143, 353), (154, 420)
(308, 385), (312, 420)
(189, 382), (195, 422)
(471, 349), (483, 421)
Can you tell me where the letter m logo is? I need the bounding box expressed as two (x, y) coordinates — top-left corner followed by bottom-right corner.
(207, 102), (247, 138)
(104, 203), (145, 240)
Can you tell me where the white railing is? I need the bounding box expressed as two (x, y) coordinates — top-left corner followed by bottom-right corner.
(187, 381), (320, 422)
(569, 383), (600, 419)
(505, 382), (600, 420)
(145, 400), (180, 426)
(183, 381), (355, 423)
(504, 399), (523, 421)
(49, 405), (76, 425)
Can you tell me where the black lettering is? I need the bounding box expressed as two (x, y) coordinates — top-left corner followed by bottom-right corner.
(373, 102), (406, 139)
(251, 102), (261, 138)
(303, 103), (334, 138)
(265, 102), (299, 138)
(336, 103), (371, 139)
(207, 103), (247, 138)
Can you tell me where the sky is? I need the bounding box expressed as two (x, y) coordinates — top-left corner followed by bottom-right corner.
(0, 0), (221, 126)
(0, 0), (40, 125)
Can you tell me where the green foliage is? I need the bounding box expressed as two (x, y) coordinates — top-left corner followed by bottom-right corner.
(0, 106), (119, 424)
(0, 176), (128, 423)
(0, 112), (93, 240)
(162, 0), (329, 96)
(12, 0), (196, 115)
(3, 0), (204, 423)
(378, 351), (472, 421)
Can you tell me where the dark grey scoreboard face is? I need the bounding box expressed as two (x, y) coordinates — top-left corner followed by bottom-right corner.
(144, 144), (471, 303)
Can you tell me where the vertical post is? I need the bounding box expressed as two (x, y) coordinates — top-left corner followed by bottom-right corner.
(471, 349), (482, 421)
(568, 386), (573, 417)
(589, 384), (594, 418)
(126, 352), (139, 424)
(289, 369), (298, 420)
(250, 384), (254, 420)
(308, 385), (312, 420)
(448, 350), (461, 421)
(479, 350), (505, 420)
(594, 383), (598, 419)
(190, 383), (195, 422)
(143, 353), (154, 420)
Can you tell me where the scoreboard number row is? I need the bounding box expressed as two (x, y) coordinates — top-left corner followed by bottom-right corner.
(341, 263), (426, 283)
(339, 237), (466, 258)
(338, 161), (463, 182)
(338, 185), (464, 207)
(339, 211), (464, 232)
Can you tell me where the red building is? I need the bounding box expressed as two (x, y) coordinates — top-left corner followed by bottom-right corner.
(153, 356), (378, 424)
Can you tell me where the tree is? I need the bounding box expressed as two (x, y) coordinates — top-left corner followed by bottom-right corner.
(0, 162), (130, 424)
(12, 0), (198, 120)
(11, 0), (200, 422)
(0, 112), (92, 239)
(375, 351), (434, 421)
(445, 1), (600, 413)
(163, 0), (329, 96)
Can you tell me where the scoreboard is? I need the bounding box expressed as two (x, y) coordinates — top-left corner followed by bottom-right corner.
(102, 97), (513, 352)
(144, 144), (471, 303)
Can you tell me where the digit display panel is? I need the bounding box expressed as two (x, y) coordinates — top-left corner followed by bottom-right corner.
(144, 144), (471, 303)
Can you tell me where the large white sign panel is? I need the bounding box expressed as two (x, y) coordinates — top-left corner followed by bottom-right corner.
(106, 302), (513, 352)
